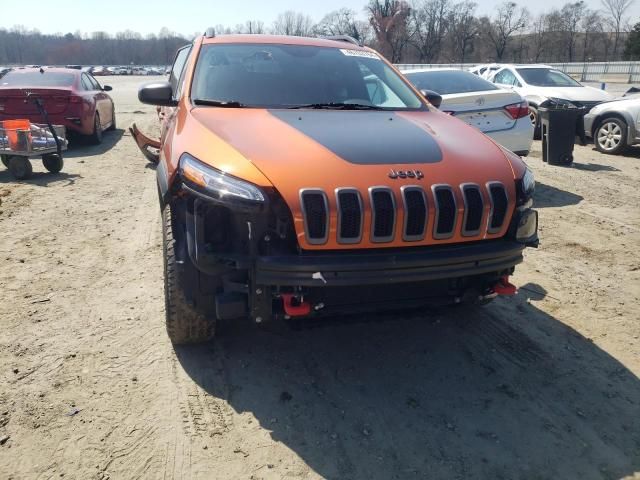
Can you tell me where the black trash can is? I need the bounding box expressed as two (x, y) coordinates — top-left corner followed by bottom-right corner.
(538, 100), (585, 166)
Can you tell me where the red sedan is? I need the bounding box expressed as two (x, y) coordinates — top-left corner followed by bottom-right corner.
(0, 68), (115, 144)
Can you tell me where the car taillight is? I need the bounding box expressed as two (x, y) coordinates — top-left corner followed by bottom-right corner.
(69, 96), (82, 104)
(504, 101), (528, 120)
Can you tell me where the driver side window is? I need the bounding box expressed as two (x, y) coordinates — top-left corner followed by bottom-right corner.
(494, 69), (520, 87)
(170, 45), (192, 99)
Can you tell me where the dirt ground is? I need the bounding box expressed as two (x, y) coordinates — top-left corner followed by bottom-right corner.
(0, 76), (639, 480)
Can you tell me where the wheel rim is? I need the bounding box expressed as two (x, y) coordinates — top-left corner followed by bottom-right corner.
(529, 108), (537, 127)
(597, 122), (622, 151)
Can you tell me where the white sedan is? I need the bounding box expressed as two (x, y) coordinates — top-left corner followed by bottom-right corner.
(489, 64), (613, 138)
(402, 68), (533, 156)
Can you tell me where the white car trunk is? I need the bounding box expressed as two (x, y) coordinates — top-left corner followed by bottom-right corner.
(440, 89), (523, 133)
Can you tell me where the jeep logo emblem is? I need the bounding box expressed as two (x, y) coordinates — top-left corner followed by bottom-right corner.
(389, 169), (424, 180)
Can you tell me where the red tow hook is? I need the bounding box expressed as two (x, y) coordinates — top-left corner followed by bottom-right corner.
(281, 294), (312, 317)
(493, 276), (517, 296)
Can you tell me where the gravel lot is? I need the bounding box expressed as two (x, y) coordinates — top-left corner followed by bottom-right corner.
(0, 76), (639, 480)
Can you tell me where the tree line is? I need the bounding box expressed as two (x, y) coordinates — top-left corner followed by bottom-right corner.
(0, 0), (638, 67)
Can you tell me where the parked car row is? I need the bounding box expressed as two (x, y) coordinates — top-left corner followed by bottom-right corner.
(89, 65), (166, 76)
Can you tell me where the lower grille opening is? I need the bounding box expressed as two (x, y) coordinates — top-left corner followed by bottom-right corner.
(434, 186), (456, 238)
(489, 183), (508, 232)
(462, 185), (483, 235)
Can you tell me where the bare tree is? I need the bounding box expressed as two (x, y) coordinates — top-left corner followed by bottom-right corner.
(582, 9), (604, 61)
(601, 0), (635, 58)
(530, 14), (550, 62)
(243, 20), (266, 34)
(486, 1), (529, 61)
(367, 0), (412, 62)
(316, 8), (372, 42)
(447, 1), (478, 63)
(557, 2), (584, 62)
(272, 11), (315, 37)
(409, 0), (451, 63)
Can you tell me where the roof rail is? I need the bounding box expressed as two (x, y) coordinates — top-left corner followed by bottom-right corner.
(322, 35), (362, 47)
(204, 27), (216, 38)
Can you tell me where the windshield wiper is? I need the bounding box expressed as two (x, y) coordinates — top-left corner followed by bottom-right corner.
(193, 99), (246, 107)
(288, 102), (383, 110)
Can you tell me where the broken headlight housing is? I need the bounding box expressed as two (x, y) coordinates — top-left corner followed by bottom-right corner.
(179, 153), (265, 204)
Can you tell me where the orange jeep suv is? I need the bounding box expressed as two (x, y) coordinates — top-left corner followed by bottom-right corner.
(133, 32), (538, 344)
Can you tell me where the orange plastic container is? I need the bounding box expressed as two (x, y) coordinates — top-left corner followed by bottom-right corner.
(3, 119), (31, 150)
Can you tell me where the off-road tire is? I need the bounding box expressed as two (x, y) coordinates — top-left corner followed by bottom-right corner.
(8, 156), (32, 180)
(42, 153), (64, 173)
(163, 204), (216, 344)
(1, 155), (9, 168)
(595, 116), (627, 155)
(89, 113), (103, 145)
(107, 106), (116, 131)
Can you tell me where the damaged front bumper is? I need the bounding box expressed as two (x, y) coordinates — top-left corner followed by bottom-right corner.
(174, 184), (537, 323)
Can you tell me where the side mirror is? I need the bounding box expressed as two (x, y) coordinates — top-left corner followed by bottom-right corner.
(420, 89), (442, 109)
(102, 85), (113, 92)
(138, 81), (177, 106)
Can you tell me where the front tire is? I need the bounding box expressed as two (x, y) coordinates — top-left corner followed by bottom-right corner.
(163, 204), (216, 344)
(595, 117), (627, 155)
(89, 113), (103, 145)
(107, 106), (116, 131)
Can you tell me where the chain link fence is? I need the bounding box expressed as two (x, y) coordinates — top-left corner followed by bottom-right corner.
(396, 62), (640, 83)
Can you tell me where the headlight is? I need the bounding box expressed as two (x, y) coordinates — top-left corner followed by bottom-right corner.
(522, 168), (535, 197)
(516, 168), (535, 207)
(179, 153), (265, 203)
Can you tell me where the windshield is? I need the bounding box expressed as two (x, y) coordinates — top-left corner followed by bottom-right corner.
(191, 44), (424, 110)
(404, 70), (498, 95)
(516, 68), (581, 87)
(0, 71), (76, 87)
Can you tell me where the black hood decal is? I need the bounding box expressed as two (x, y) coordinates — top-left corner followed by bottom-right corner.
(269, 110), (443, 165)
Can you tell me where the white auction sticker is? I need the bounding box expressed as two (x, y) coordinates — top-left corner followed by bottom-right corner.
(340, 49), (380, 59)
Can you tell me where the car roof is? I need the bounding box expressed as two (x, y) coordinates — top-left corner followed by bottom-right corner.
(202, 34), (371, 51)
(402, 68), (462, 73)
(499, 64), (553, 70)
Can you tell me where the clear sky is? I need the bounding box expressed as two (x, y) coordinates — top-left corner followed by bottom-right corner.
(1, 0), (639, 36)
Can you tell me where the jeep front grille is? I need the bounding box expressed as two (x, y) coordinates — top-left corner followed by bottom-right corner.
(402, 186), (427, 241)
(433, 185), (457, 239)
(462, 184), (484, 236)
(299, 182), (508, 246)
(300, 190), (329, 244)
(488, 182), (508, 233)
(370, 187), (396, 242)
(336, 189), (363, 243)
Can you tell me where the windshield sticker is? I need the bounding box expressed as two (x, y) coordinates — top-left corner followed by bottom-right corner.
(340, 49), (379, 59)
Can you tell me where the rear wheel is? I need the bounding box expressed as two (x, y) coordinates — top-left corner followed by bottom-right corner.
(42, 153), (64, 173)
(89, 113), (103, 145)
(163, 204), (216, 344)
(529, 105), (541, 140)
(8, 156), (32, 180)
(595, 117), (627, 155)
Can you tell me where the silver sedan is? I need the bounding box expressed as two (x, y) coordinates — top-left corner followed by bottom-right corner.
(584, 96), (640, 155)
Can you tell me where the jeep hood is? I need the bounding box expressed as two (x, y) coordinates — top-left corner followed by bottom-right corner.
(190, 108), (518, 189)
